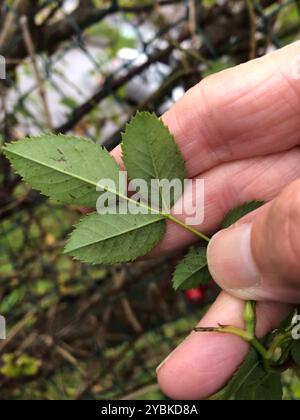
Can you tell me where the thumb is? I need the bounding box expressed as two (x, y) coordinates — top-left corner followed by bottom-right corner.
(207, 179), (300, 304)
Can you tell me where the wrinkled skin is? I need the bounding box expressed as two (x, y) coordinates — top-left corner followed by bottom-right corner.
(112, 41), (300, 399)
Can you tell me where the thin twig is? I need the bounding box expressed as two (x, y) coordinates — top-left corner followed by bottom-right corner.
(188, 0), (197, 46)
(0, 309), (36, 352)
(55, 31), (189, 134)
(121, 298), (143, 334)
(20, 15), (53, 130)
(121, 384), (160, 400)
(246, 0), (257, 60)
(0, 0), (23, 51)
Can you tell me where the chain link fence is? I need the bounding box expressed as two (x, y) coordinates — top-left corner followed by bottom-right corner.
(0, 0), (300, 400)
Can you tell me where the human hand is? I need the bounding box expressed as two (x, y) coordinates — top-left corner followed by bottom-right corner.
(112, 41), (300, 399)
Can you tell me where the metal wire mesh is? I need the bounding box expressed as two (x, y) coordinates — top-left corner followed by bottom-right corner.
(0, 0), (300, 400)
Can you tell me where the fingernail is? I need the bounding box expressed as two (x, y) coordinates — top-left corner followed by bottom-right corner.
(207, 223), (261, 291)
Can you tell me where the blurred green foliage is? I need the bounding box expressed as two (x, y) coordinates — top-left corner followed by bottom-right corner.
(1, 353), (41, 379)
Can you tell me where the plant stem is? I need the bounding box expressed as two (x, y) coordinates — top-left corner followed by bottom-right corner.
(194, 324), (270, 365)
(244, 300), (256, 337)
(194, 325), (253, 341)
(250, 338), (270, 363)
(166, 214), (210, 243)
(242, 300), (272, 370)
(194, 300), (276, 372)
(109, 189), (211, 243)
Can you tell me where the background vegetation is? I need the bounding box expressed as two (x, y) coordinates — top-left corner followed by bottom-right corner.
(1, 0), (300, 400)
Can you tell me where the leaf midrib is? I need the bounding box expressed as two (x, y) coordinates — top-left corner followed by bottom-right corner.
(5, 147), (161, 214)
(228, 361), (260, 399)
(5, 148), (105, 190)
(179, 261), (207, 278)
(148, 138), (170, 211)
(5, 146), (210, 244)
(67, 215), (164, 252)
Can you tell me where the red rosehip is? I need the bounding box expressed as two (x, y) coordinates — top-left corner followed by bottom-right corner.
(185, 287), (205, 302)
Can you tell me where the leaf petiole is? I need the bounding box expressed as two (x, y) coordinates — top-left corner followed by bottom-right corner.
(165, 214), (210, 243)
(195, 300), (273, 370)
(194, 324), (271, 368)
(194, 325), (253, 341)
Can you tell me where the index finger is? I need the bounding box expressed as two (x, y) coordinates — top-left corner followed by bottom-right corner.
(157, 292), (292, 400)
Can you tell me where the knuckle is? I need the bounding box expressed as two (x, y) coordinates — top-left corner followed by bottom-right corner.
(275, 181), (300, 271)
(286, 184), (300, 263)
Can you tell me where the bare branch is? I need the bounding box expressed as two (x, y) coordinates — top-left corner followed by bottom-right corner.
(55, 32), (188, 134)
(0, 0), (23, 50)
(20, 16), (53, 130)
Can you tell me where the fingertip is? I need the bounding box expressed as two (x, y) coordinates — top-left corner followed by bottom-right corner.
(157, 329), (248, 400)
(156, 293), (249, 400)
(156, 293), (291, 400)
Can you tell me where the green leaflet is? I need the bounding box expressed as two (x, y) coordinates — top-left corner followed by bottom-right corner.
(172, 247), (211, 291)
(212, 349), (260, 400)
(65, 212), (166, 264)
(172, 202), (265, 292)
(222, 201), (264, 229)
(212, 349), (283, 401)
(235, 368), (282, 401)
(292, 340), (300, 366)
(122, 112), (186, 211)
(3, 113), (191, 265)
(3, 134), (121, 208)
